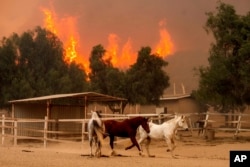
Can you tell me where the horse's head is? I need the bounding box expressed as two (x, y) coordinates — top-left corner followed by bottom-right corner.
(140, 117), (150, 133)
(177, 115), (188, 130)
(91, 110), (102, 119)
(96, 110), (102, 118)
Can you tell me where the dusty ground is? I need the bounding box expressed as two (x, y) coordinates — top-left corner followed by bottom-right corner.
(0, 131), (250, 167)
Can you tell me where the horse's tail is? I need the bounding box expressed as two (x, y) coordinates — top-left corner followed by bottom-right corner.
(93, 120), (105, 146)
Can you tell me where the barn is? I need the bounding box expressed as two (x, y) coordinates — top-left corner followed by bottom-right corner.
(139, 94), (200, 114)
(8, 92), (127, 138)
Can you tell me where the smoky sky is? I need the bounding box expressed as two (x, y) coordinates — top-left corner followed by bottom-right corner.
(1, 0), (250, 93)
(1, 0), (249, 54)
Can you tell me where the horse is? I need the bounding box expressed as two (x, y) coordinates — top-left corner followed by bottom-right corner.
(138, 115), (188, 158)
(103, 116), (150, 156)
(88, 110), (105, 157)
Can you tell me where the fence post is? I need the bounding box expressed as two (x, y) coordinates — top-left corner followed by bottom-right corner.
(44, 116), (48, 148)
(202, 112), (210, 136)
(234, 114), (242, 138)
(1, 115), (5, 145)
(188, 117), (193, 135)
(14, 120), (17, 146)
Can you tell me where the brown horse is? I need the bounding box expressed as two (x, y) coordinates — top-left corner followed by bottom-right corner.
(103, 117), (150, 156)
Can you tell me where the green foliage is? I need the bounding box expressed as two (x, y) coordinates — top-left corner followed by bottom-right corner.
(88, 44), (125, 97)
(194, 2), (250, 113)
(0, 26), (88, 107)
(126, 47), (169, 105)
(1, 27), (169, 109)
(88, 45), (170, 106)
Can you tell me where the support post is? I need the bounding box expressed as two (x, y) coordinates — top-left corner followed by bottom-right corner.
(14, 120), (17, 146)
(44, 116), (48, 148)
(84, 96), (87, 119)
(188, 117), (193, 135)
(1, 115), (5, 145)
(11, 104), (15, 135)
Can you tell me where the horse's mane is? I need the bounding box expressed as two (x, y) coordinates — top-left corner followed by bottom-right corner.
(90, 110), (103, 127)
(91, 110), (102, 119)
(164, 115), (184, 125)
(166, 116), (178, 123)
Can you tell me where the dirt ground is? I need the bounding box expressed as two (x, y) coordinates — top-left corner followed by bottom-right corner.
(1, 131), (250, 167)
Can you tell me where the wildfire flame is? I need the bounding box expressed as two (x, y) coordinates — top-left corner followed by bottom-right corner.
(41, 6), (174, 71)
(154, 19), (175, 57)
(41, 7), (90, 73)
(42, 8), (57, 34)
(104, 33), (119, 66)
(120, 38), (136, 68)
(104, 34), (137, 69)
(104, 20), (175, 69)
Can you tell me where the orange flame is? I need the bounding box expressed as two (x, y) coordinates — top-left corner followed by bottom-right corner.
(104, 33), (119, 66)
(42, 6), (174, 71)
(41, 7), (90, 73)
(42, 8), (57, 34)
(154, 19), (175, 57)
(104, 20), (175, 69)
(104, 34), (137, 69)
(120, 38), (136, 68)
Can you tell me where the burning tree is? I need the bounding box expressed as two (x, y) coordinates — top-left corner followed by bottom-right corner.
(88, 45), (170, 113)
(0, 27), (88, 107)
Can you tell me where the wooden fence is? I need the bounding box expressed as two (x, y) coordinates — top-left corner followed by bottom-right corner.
(192, 112), (250, 138)
(1, 112), (250, 148)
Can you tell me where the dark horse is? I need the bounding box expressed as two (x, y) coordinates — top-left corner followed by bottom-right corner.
(103, 117), (150, 156)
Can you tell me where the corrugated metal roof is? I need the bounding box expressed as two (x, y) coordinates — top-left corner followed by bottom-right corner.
(8, 92), (127, 103)
(160, 94), (191, 100)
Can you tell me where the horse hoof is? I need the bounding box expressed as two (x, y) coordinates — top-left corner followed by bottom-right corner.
(172, 155), (178, 159)
(111, 151), (117, 156)
(139, 152), (145, 157)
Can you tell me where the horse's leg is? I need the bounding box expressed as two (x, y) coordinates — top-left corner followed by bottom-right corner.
(137, 136), (145, 151)
(125, 136), (143, 156)
(95, 141), (101, 158)
(125, 137), (136, 150)
(145, 137), (155, 157)
(165, 137), (177, 158)
(171, 137), (176, 151)
(109, 135), (116, 156)
(89, 137), (94, 157)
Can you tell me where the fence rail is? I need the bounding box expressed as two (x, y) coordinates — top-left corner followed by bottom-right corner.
(1, 112), (250, 148)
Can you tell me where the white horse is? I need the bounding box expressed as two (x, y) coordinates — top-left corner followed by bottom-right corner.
(138, 115), (188, 158)
(88, 110), (105, 157)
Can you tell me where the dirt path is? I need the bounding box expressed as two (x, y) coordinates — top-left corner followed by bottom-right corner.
(1, 131), (250, 167)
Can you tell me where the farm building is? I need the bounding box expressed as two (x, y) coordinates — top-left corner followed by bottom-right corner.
(136, 93), (201, 125)
(138, 94), (200, 115)
(8, 92), (127, 138)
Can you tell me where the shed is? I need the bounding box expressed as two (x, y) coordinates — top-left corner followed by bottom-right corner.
(8, 92), (127, 137)
(140, 94), (199, 114)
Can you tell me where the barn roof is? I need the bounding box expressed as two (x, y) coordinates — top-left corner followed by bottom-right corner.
(8, 92), (127, 104)
(160, 94), (191, 100)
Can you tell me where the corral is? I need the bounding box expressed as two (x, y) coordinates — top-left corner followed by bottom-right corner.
(1, 129), (250, 167)
(1, 92), (250, 167)
(1, 111), (250, 167)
